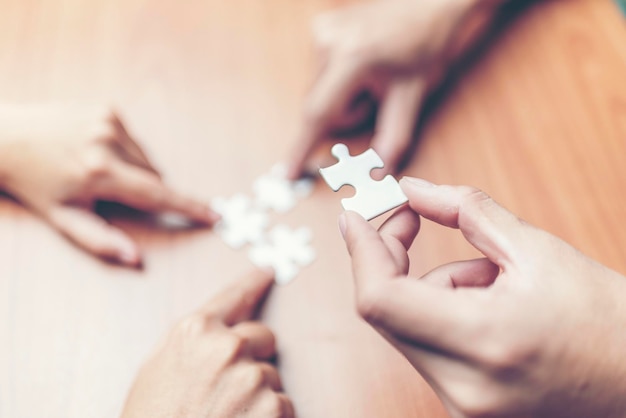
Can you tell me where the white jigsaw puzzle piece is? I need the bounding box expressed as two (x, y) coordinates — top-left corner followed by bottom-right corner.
(212, 194), (269, 249)
(319, 143), (408, 220)
(253, 164), (314, 213)
(248, 224), (316, 285)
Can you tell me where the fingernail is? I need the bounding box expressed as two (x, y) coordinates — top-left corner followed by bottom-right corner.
(119, 250), (139, 266)
(117, 241), (140, 266)
(401, 177), (435, 187)
(207, 208), (222, 224)
(338, 213), (347, 238)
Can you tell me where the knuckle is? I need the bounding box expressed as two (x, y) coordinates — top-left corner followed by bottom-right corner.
(222, 332), (246, 362)
(172, 313), (206, 339)
(80, 149), (112, 181)
(219, 332), (246, 360)
(92, 121), (117, 144)
(356, 284), (386, 324)
(461, 187), (491, 209)
(479, 338), (536, 380)
(457, 187), (496, 227)
(241, 363), (266, 390)
(147, 185), (168, 206)
(92, 105), (115, 121)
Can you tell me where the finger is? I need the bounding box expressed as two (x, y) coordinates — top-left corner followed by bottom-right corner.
(400, 178), (532, 268)
(287, 61), (364, 180)
(97, 161), (220, 225)
(254, 390), (294, 418)
(47, 206), (141, 267)
(372, 77), (426, 173)
(377, 206), (420, 273)
(356, 278), (483, 355)
(257, 363), (283, 392)
(340, 210), (402, 292)
(231, 321), (277, 360)
(341, 210), (482, 352)
(201, 269), (275, 325)
(228, 363), (283, 396)
(109, 112), (160, 176)
(276, 393), (295, 418)
(419, 258), (500, 288)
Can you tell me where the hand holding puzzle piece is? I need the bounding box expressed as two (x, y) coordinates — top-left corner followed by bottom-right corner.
(319, 143), (408, 220)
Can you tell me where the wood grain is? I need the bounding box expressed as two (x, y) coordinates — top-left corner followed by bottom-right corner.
(1, 0), (625, 417)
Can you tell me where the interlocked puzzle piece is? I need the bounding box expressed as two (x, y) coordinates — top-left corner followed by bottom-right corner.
(253, 164), (314, 213)
(212, 194), (268, 249)
(248, 224), (316, 285)
(319, 143), (408, 220)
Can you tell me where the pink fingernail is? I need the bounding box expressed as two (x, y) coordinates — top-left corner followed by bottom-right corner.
(338, 213), (347, 238)
(207, 209), (222, 224)
(401, 177), (435, 187)
(119, 251), (139, 266)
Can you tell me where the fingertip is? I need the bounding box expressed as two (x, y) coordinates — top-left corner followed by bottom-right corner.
(342, 210), (372, 252)
(286, 134), (316, 181)
(285, 162), (302, 181)
(343, 210), (368, 232)
(257, 267), (276, 286)
(207, 207), (222, 225)
(115, 239), (142, 267)
(179, 200), (216, 226)
(244, 268), (276, 295)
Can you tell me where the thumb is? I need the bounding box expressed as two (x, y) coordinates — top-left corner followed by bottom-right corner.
(47, 206), (141, 267)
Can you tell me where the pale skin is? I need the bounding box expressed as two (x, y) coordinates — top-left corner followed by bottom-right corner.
(0, 103), (220, 267)
(287, 0), (505, 179)
(340, 177), (626, 418)
(121, 270), (295, 418)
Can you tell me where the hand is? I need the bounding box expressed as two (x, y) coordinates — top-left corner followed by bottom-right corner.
(121, 270), (295, 418)
(340, 178), (626, 418)
(288, 0), (499, 179)
(0, 104), (219, 267)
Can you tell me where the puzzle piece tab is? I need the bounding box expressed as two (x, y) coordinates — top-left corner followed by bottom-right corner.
(319, 143), (408, 220)
(248, 224), (316, 285)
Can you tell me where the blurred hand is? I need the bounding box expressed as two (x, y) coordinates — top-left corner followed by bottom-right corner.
(288, 0), (495, 178)
(0, 104), (219, 266)
(341, 178), (626, 417)
(121, 270), (294, 418)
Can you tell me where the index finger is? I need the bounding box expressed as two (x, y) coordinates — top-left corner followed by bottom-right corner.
(98, 162), (220, 225)
(287, 61), (364, 180)
(201, 270), (275, 326)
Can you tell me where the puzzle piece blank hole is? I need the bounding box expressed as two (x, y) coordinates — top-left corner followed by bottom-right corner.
(369, 166), (386, 181)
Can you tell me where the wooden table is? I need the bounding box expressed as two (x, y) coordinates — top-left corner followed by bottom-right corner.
(1, 0), (625, 416)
